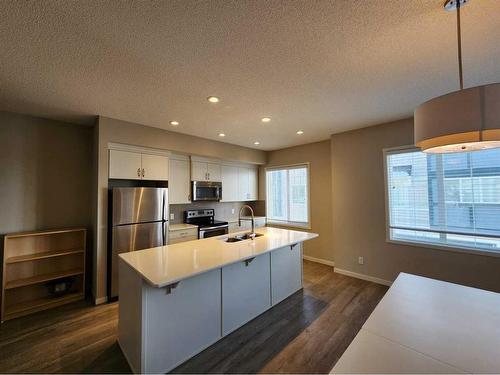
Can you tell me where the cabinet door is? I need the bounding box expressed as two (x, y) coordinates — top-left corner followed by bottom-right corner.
(248, 167), (258, 200)
(109, 150), (142, 179)
(141, 154), (169, 181)
(222, 254), (271, 335)
(221, 165), (239, 202)
(238, 167), (250, 201)
(191, 161), (207, 181)
(271, 243), (303, 305)
(143, 269), (222, 373)
(207, 163), (221, 182)
(169, 159), (191, 204)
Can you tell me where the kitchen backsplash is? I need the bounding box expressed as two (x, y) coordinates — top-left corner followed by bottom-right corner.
(169, 201), (265, 224)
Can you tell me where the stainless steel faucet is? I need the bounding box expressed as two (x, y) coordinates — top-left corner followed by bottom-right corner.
(238, 204), (255, 236)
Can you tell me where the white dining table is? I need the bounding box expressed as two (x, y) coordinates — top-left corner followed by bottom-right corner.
(332, 272), (500, 374)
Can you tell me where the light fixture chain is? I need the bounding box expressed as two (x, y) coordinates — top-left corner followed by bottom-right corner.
(456, 0), (464, 90)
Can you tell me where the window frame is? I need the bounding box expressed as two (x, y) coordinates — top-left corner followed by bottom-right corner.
(383, 145), (500, 259)
(265, 162), (311, 229)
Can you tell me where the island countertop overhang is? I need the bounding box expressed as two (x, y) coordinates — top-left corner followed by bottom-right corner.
(119, 227), (318, 288)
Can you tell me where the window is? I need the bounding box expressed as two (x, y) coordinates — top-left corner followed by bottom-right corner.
(385, 147), (500, 254)
(266, 164), (309, 227)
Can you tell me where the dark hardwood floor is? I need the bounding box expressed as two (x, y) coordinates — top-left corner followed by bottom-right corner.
(0, 261), (388, 374)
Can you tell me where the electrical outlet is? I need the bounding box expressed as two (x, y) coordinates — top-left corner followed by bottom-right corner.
(358, 256), (364, 265)
(231, 208), (235, 214)
(170, 213), (175, 220)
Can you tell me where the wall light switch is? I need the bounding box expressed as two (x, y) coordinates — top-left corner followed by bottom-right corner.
(170, 213), (175, 220)
(231, 208), (235, 214)
(358, 256), (364, 265)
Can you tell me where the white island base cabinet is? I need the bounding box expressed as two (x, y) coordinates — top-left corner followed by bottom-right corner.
(222, 253), (271, 335)
(118, 239), (305, 374)
(118, 262), (222, 374)
(271, 243), (303, 305)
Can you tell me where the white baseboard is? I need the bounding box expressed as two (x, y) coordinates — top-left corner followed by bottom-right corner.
(303, 255), (335, 267)
(334, 268), (392, 286)
(94, 296), (108, 305)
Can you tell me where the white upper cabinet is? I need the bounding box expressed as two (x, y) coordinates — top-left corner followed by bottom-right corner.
(191, 161), (208, 181)
(141, 154), (169, 181)
(109, 149), (168, 181)
(191, 161), (221, 182)
(207, 163), (221, 182)
(221, 165), (239, 202)
(238, 167), (250, 201)
(248, 167), (258, 200)
(169, 158), (191, 204)
(109, 150), (142, 180)
(238, 166), (258, 201)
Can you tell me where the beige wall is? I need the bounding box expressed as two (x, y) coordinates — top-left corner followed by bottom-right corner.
(331, 118), (500, 292)
(0, 111), (93, 289)
(94, 116), (267, 301)
(0, 111), (93, 232)
(263, 140), (333, 262)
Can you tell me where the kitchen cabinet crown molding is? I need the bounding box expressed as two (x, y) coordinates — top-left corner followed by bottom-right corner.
(108, 142), (171, 157)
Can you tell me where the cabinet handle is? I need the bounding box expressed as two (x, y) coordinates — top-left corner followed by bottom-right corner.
(137, 168), (141, 177)
(142, 168), (145, 178)
(244, 257), (255, 267)
(290, 243), (298, 250)
(165, 282), (179, 295)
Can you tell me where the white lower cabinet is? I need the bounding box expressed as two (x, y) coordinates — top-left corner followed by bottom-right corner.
(142, 269), (221, 373)
(222, 253), (271, 335)
(168, 227), (198, 244)
(271, 243), (303, 305)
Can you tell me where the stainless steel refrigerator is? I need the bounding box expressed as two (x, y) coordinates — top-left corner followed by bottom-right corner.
(110, 187), (168, 298)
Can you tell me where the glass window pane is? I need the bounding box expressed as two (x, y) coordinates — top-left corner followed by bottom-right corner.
(266, 169), (288, 221)
(266, 165), (309, 225)
(386, 148), (500, 253)
(289, 167), (308, 223)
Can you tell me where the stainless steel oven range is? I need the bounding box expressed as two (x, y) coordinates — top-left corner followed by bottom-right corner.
(184, 209), (228, 238)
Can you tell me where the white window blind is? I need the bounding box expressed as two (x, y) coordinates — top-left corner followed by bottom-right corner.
(266, 165), (309, 227)
(385, 147), (500, 253)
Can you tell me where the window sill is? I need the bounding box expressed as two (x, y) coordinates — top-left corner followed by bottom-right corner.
(387, 238), (500, 259)
(266, 221), (311, 230)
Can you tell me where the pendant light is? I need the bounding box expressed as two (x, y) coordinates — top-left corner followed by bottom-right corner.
(414, 0), (500, 153)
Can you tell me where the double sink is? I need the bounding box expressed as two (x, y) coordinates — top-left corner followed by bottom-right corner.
(223, 232), (264, 243)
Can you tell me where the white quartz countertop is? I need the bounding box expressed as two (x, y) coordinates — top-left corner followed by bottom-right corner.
(168, 223), (198, 231)
(332, 273), (500, 374)
(119, 227), (318, 288)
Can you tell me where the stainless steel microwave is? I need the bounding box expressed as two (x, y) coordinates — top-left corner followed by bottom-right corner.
(192, 181), (222, 201)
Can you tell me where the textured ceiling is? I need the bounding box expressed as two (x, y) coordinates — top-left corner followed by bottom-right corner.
(1, 0), (499, 151)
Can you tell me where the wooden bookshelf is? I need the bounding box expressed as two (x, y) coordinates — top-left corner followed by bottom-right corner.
(2, 228), (86, 322)
(6, 248), (84, 264)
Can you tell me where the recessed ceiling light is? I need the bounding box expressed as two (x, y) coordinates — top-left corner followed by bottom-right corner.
(254, 141), (260, 145)
(296, 130), (304, 135)
(218, 133), (226, 137)
(169, 121), (179, 126)
(261, 117), (271, 123)
(207, 96), (220, 103)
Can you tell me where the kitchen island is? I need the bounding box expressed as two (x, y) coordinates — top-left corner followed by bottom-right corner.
(118, 227), (318, 374)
